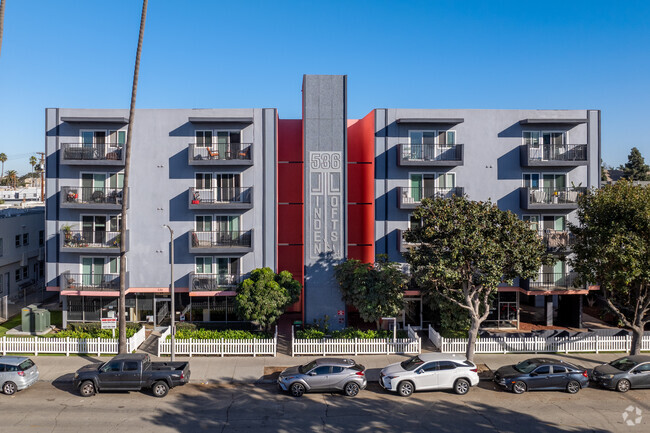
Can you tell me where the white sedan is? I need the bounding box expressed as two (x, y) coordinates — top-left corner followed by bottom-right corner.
(379, 353), (480, 397)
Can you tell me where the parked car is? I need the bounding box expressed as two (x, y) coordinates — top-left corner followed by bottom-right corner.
(379, 353), (479, 397)
(277, 358), (366, 397)
(494, 358), (589, 394)
(0, 356), (39, 395)
(591, 355), (650, 392)
(73, 353), (190, 398)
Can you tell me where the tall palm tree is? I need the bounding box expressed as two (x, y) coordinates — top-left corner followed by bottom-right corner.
(119, 0), (148, 354)
(0, 153), (6, 183)
(29, 155), (36, 185)
(0, 0), (6, 59)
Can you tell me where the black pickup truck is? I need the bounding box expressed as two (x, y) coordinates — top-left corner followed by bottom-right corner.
(73, 353), (190, 398)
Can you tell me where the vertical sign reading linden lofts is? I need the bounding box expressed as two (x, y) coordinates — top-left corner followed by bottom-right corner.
(303, 75), (347, 329)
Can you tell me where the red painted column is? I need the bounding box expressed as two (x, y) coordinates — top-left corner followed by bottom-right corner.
(277, 119), (304, 314)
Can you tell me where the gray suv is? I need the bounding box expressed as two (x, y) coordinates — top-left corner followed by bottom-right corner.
(278, 358), (366, 397)
(0, 356), (39, 395)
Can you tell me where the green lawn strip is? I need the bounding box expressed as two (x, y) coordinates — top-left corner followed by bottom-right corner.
(0, 314), (23, 338)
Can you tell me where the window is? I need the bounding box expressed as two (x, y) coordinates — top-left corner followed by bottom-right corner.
(409, 214), (422, 230)
(195, 173), (212, 189)
(523, 216), (540, 233)
(39, 262), (44, 279)
(102, 362), (121, 373)
(0, 273), (4, 295)
(331, 366), (345, 373)
(33, 263), (39, 278)
(109, 257), (119, 274)
(437, 361), (457, 371)
(634, 363), (650, 373)
(123, 361), (139, 372)
(15, 234), (20, 247)
(214, 216), (240, 234)
(552, 366), (567, 374)
(421, 362), (438, 372)
(311, 366), (331, 375)
(196, 216), (212, 232)
(15, 269), (20, 281)
(0, 238), (3, 256)
(196, 130), (213, 147)
(215, 131), (242, 158)
(22, 267), (28, 280)
(109, 173), (124, 189)
(523, 131), (540, 148)
(39, 230), (44, 246)
(196, 257), (213, 274)
(523, 174), (540, 189)
(108, 130), (126, 148)
(533, 366), (550, 375)
(23, 233), (29, 246)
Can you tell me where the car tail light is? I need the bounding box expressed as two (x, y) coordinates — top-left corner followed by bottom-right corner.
(470, 368), (478, 372)
(17, 371), (25, 376)
(180, 372), (184, 380)
(356, 371), (365, 376)
(582, 370), (588, 378)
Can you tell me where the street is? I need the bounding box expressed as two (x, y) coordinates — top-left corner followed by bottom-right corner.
(2, 378), (648, 432)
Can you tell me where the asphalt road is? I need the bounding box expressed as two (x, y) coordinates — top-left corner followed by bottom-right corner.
(2, 380), (649, 433)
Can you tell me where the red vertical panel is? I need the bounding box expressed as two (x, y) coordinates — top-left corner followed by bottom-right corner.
(347, 164), (374, 204)
(278, 119), (304, 315)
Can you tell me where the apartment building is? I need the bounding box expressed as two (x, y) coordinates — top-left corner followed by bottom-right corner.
(0, 205), (46, 319)
(45, 75), (600, 330)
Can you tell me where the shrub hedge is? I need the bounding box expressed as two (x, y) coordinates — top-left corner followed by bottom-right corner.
(169, 329), (271, 340)
(296, 327), (409, 339)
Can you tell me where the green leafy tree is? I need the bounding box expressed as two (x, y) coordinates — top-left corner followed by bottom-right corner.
(621, 147), (650, 181)
(405, 196), (548, 361)
(334, 255), (408, 328)
(601, 164), (608, 182)
(235, 267), (301, 331)
(0, 153), (7, 183)
(569, 181), (650, 355)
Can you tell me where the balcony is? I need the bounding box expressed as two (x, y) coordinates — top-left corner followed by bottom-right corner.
(189, 230), (253, 254)
(189, 272), (240, 292)
(540, 229), (574, 253)
(60, 143), (125, 166)
(520, 187), (585, 211)
(60, 271), (120, 292)
(520, 144), (588, 167)
(397, 228), (418, 253)
(188, 143), (253, 166)
(521, 272), (580, 293)
(398, 144), (463, 166)
(60, 186), (127, 210)
(188, 187), (253, 210)
(60, 230), (126, 254)
(398, 186), (464, 210)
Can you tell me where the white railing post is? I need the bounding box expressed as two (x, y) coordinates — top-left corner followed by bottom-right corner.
(595, 334), (599, 354)
(189, 338), (193, 358)
(35, 338), (39, 356)
(354, 337), (358, 356)
(323, 338), (326, 357)
(220, 338), (224, 357)
(2, 336), (5, 356)
(291, 325), (294, 357)
(66, 337), (70, 356)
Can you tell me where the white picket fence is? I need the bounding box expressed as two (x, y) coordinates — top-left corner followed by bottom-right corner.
(429, 325), (650, 354)
(157, 326), (277, 357)
(0, 326), (146, 356)
(291, 325), (421, 356)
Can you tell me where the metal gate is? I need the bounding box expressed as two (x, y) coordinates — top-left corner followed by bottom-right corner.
(154, 298), (171, 330)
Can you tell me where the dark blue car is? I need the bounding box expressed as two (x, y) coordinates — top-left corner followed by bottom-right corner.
(494, 358), (589, 394)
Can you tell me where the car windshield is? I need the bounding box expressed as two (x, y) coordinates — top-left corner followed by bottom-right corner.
(299, 361), (318, 374)
(514, 360), (539, 374)
(400, 356), (425, 371)
(610, 358), (638, 371)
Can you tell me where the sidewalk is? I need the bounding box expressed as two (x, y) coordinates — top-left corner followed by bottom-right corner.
(31, 351), (626, 385)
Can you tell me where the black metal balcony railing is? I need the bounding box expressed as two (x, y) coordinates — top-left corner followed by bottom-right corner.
(540, 229), (575, 252)
(527, 144), (587, 162)
(527, 187), (585, 205)
(62, 230), (121, 249)
(528, 272), (578, 290)
(62, 186), (124, 205)
(190, 230), (252, 249)
(190, 143), (252, 161)
(190, 187), (252, 205)
(190, 273), (240, 291)
(400, 186), (464, 204)
(61, 143), (123, 161)
(62, 272), (119, 291)
(400, 144), (463, 162)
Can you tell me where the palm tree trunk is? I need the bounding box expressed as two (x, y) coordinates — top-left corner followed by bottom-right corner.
(119, 0), (148, 353)
(0, 0), (5, 59)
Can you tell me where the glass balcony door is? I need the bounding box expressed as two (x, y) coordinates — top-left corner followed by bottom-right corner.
(82, 257), (105, 287)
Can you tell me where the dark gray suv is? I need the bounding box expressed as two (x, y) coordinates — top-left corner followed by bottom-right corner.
(278, 358), (366, 397)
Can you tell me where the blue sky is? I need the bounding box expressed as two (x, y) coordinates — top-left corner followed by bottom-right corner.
(0, 0), (648, 175)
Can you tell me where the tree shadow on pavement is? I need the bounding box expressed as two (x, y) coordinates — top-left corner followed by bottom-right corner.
(145, 383), (614, 433)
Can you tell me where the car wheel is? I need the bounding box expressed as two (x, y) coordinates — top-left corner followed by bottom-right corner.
(79, 380), (96, 397)
(344, 382), (360, 397)
(616, 379), (631, 393)
(2, 381), (17, 396)
(566, 380), (580, 394)
(152, 381), (169, 398)
(454, 378), (471, 395)
(398, 381), (414, 397)
(512, 381), (527, 394)
(290, 382), (305, 397)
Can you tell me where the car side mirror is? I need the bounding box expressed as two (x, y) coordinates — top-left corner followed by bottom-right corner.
(309, 372), (317, 376)
(529, 372), (537, 377)
(416, 369), (423, 374)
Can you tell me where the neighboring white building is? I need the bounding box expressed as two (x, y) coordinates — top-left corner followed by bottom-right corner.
(0, 205), (46, 319)
(0, 187), (41, 203)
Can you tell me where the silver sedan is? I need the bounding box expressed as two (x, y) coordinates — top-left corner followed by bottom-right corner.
(0, 356), (40, 395)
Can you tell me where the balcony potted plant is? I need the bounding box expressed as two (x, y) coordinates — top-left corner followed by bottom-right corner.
(61, 224), (75, 244)
(112, 234), (121, 247)
(192, 191), (201, 205)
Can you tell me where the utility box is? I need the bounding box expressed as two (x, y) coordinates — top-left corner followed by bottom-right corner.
(21, 304), (38, 333)
(32, 309), (51, 333)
